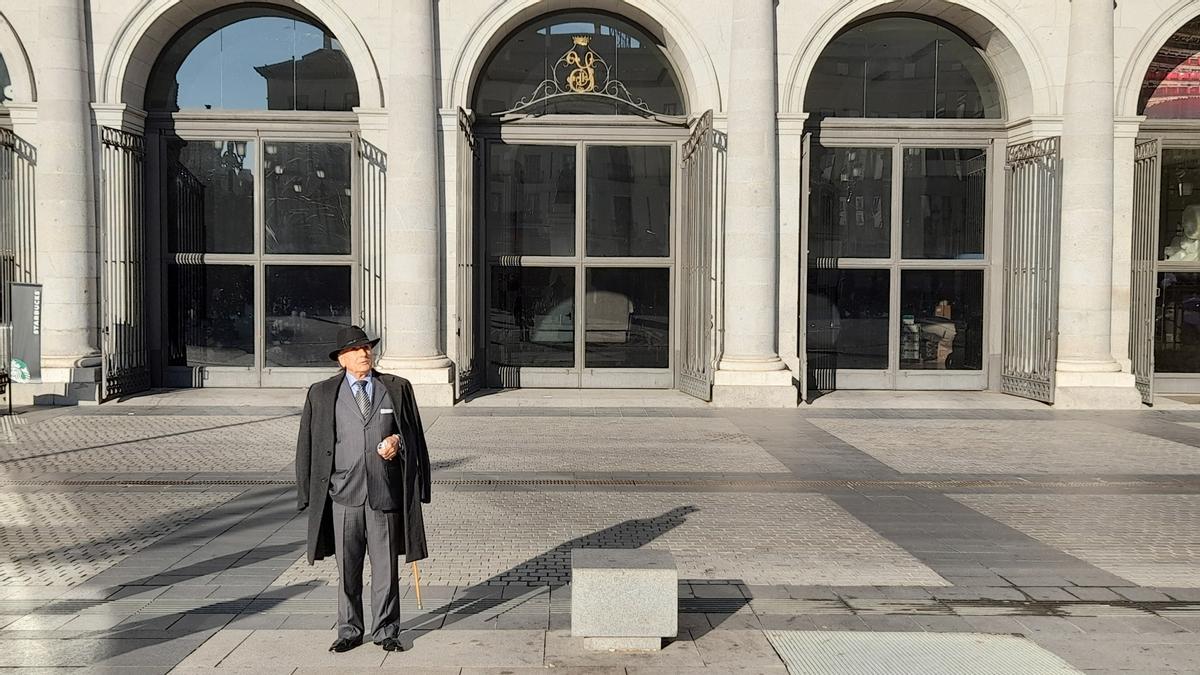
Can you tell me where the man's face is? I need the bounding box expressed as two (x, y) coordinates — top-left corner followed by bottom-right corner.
(337, 345), (374, 373)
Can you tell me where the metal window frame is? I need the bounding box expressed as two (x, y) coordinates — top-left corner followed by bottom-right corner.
(803, 121), (1002, 390)
(148, 116), (361, 387)
(473, 121), (688, 389)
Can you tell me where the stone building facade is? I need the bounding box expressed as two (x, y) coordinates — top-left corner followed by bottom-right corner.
(0, 0), (1196, 408)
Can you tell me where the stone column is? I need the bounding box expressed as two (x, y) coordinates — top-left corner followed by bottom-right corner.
(35, 0), (100, 373)
(378, 0), (453, 406)
(713, 0), (794, 406)
(1054, 0), (1140, 407)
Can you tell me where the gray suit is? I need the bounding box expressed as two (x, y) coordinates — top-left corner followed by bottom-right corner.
(330, 375), (402, 642)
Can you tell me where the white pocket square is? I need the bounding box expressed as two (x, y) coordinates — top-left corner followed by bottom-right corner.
(380, 408), (394, 414)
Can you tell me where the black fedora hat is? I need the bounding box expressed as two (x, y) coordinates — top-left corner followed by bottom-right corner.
(329, 325), (380, 361)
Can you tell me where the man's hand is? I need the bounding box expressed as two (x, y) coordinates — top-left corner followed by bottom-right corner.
(376, 434), (401, 461)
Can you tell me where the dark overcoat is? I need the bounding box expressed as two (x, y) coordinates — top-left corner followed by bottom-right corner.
(295, 371), (432, 564)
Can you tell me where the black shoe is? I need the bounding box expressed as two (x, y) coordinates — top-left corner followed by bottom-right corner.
(329, 636), (362, 653)
(375, 636), (406, 652)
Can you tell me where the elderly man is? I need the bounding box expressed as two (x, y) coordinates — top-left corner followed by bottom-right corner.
(295, 325), (432, 653)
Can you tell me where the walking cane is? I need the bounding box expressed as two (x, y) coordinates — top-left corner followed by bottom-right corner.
(411, 561), (423, 610)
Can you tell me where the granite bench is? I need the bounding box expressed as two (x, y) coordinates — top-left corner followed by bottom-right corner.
(570, 548), (678, 651)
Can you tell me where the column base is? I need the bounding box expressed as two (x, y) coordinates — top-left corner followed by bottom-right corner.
(14, 366), (101, 406)
(711, 368), (797, 408)
(376, 357), (455, 408)
(1052, 370), (1143, 409)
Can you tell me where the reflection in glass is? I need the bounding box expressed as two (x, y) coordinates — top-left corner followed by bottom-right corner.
(1141, 17), (1200, 119)
(585, 268), (669, 368)
(167, 139), (255, 254)
(1155, 272), (1200, 372)
(147, 8), (359, 112)
(0, 54), (10, 103)
(486, 144), (576, 256)
(489, 267), (575, 368)
(586, 146), (671, 257)
(167, 265), (254, 367)
(473, 12), (684, 115)
(809, 146), (892, 258)
(265, 265), (351, 367)
(1159, 150), (1200, 262)
(806, 268), (890, 369)
(902, 148), (987, 259)
(805, 17), (1001, 120)
(264, 142), (352, 254)
(899, 270), (984, 371)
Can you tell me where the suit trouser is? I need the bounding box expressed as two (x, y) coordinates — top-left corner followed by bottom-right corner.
(331, 499), (402, 641)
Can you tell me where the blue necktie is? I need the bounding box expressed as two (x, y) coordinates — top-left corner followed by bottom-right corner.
(353, 380), (370, 419)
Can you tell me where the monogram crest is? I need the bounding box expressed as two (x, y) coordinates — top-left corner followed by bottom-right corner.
(499, 35), (653, 116)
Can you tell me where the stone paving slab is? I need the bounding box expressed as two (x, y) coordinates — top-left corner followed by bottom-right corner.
(273, 492), (946, 587)
(425, 417), (789, 473)
(953, 494), (1200, 588)
(0, 491), (242, 586)
(809, 419), (1200, 475)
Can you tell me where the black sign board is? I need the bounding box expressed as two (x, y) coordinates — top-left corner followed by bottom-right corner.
(10, 283), (41, 383)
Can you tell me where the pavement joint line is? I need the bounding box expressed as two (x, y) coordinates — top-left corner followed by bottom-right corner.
(2, 596), (1196, 619)
(2, 477), (1199, 489)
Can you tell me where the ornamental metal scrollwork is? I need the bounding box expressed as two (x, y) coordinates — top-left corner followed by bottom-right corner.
(497, 36), (654, 116)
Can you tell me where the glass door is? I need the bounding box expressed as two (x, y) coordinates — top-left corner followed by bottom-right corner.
(806, 138), (992, 390)
(160, 131), (357, 387)
(483, 138), (675, 388)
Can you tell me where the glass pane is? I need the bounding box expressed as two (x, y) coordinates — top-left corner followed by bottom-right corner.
(1160, 149), (1200, 262)
(167, 265), (254, 367)
(264, 142), (352, 255)
(585, 267), (669, 368)
(265, 265), (351, 367)
(489, 266), (575, 367)
(899, 270), (984, 371)
(486, 144), (576, 256)
(473, 12), (684, 116)
(1155, 272), (1200, 373)
(809, 146), (892, 259)
(147, 8), (359, 112)
(586, 146), (671, 257)
(0, 54), (11, 103)
(1141, 17), (1200, 118)
(805, 268), (889, 370)
(804, 17), (1001, 120)
(167, 139), (255, 254)
(902, 148), (987, 260)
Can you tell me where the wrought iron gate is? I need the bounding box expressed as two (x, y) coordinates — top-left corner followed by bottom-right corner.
(1131, 139), (1161, 406)
(99, 127), (150, 401)
(1001, 137), (1062, 404)
(678, 110), (719, 401)
(358, 137), (387, 355)
(455, 107), (482, 400)
(0, 129), (37, 376)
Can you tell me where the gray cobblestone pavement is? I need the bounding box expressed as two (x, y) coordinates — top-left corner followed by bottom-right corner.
(273, 492), (946, 587)
(953, 494), (1200, 588)
(809, 418), (1200, 475)
(426, 416), (790, 473)
(0, 491), (241, 586)
(0, 404), (1199, 672)
(0, 415), (298, 475)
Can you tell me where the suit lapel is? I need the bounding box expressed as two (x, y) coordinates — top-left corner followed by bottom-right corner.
(368, 370), (388, 420)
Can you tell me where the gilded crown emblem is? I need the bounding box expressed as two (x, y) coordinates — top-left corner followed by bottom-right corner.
(572, 36), (591, 46)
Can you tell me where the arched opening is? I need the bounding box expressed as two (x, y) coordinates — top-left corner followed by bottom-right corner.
(1132, 15), (1200, 396)
(145, 5), (363, 388)
(471, 12), (685, 117)
(460, 10), (695, 392)
(801, 15), (1006, 395)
